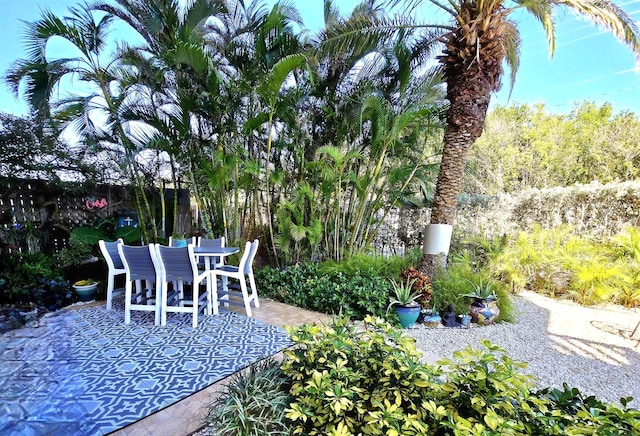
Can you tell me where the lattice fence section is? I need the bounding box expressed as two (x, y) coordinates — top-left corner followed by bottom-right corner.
(0, 178), (137, 255)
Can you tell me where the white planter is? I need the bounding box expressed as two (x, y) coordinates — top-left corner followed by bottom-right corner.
(422, 224), (453, 255)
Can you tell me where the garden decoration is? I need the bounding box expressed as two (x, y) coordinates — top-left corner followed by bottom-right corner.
(441, 304), (461, 327)
(73, 279), (98, 302)
(463, 279), (500, 325)
(388, 278), (422, 328)
(423, 311), (442, 328)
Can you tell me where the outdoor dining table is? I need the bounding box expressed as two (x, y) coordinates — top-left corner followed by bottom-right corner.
(192, 246), (240, 270)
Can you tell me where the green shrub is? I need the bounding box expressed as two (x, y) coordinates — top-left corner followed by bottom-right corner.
(255, 262), (391, 319)
(281, 318), (640, 435)
(430, 262), (514, 322)
(493, 225), (640, 307)
(282, 316), (442, 435)
(535, 383), (640, 434)
(0, 252), (73, 310)
(205, 357), (292, 436)
(318, 251), (415, 279)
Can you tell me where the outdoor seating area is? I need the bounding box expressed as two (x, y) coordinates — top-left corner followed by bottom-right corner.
(100, 238), (260, 328)
(3, 0), (640, 433)
(0, 296), (330, 435)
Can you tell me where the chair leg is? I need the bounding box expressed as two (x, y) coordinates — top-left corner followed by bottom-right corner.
(161, 282), (168, 326)
(191, 283), (200, 328)
(210, 274), (219, 315)
(106, 273), (115, 310)
(239, 278), (252, 318)
(248, 272), (259, 308)
(124, 283), (132, 324)
(205, 276), (212, 316)
(221, 276), (229, 307)
(154, 282), (161, 326)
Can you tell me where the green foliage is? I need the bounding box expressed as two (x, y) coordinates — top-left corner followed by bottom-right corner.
(282, 316), (440, 436)
(535, 383), (640, 434)
(281, 318), (640, 435)
(462, 279), (498, 300)
(56, 239), (95, 269)
(318, 252), (414, 279)
(467, 102), (640, 194)
(436, 340), (543, 434)
(431, 261), (514, 322)
(400, 267), (433, 309)
(493, 225), (640, 307)
(0, 252), (72, 309)
(69, 226), (109, 245)
(430, 263), (474, 315)
(388, 278), (421, 308)
(205, 357), (292, 436)
(255, 262), (390, 320)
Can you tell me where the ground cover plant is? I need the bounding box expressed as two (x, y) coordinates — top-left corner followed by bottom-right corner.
(205, 357), (291, 436)
(206, 317), (640, 435)
(0, 252), (74, 331)
(0, 252), (72, 310)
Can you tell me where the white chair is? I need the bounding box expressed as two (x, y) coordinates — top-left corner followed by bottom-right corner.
(196, 236), (225, 269)
(212, 239), (259, 317)
(98, 239), (126, 310)
(152, 244), (212, 328)
(118, 244), (161, 325)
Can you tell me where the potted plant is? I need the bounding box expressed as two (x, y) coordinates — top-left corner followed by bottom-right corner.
(388, 278), (422, 328)
(462, 279), (500, 325)
(73, 279), (98, 302)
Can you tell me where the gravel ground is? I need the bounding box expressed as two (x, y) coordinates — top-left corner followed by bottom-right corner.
(405, 290), (640, 406)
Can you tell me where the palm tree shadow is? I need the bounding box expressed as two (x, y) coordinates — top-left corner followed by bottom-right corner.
(512, 293), (640, 406)
(591, 320), (640, 343)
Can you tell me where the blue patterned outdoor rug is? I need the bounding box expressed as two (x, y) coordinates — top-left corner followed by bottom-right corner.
(0, 304), (291, 435)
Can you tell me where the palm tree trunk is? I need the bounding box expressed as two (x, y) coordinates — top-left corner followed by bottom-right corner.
(421, 72), (491, 277)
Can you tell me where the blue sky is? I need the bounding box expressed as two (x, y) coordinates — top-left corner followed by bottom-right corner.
(0, 0), (638, 117)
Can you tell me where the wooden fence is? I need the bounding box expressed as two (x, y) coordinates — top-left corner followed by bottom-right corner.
(0, 178), (188, 256)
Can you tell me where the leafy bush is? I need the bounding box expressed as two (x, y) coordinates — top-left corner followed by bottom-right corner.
(400, 267), (432, 309)
(282, 316), (441, 435)
(280, 317), (640, 435)
(0, 252), (73, 310)
(205, 357), (291, 436)
(255, 262), (391, 319)
(536, 383), (640, 434)
(431, 262), (514, 322)
(318, 252), (415, 279)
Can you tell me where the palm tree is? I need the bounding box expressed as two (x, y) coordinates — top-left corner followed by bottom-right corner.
(322, 0), (640, 274)
(5, 4), (163, 241)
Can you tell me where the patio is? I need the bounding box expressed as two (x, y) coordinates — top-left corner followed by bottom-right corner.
(0, 297), (330, 435)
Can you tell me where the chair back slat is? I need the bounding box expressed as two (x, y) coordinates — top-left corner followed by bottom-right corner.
(100, 239), (124, 270)
(243, 240), (259, 275)
(119, 245), (157, 281)
(198, 237), (224, 248)
(197, 237), (225, 266)
(157, 245), (195, 282)
(106, 240), (124, 269)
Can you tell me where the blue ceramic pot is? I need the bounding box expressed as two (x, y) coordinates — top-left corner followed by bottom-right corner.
(395, 305), (421, 328)
(424, 314), (442, 328)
